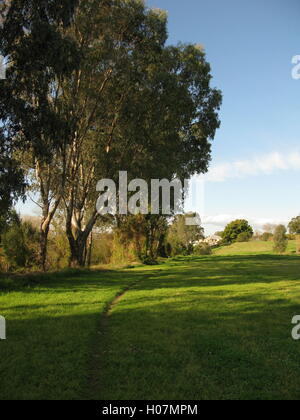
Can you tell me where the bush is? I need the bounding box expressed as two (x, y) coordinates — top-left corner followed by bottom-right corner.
(261, 232), (273, 242)
(193, 243), (212, 255)
(273, 225), (288, 254)
(90, 233), (113, 265)
(296, 235), (300, 255)
(48, 229), (70, 270)
(2, 220), (39, 270)
(287, 234), (296, 240)
(110, 234), (138, 265)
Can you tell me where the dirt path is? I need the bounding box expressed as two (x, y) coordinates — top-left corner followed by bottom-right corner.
(87, 276), (146, 399)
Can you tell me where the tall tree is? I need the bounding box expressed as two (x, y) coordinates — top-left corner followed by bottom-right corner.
(58, 0), (170, 266)
(0, 0), (80, 269)
(288, 216), (300, 235)
(11, 0), (222, 268)
(62, 2), (221, 266)
(222, 220), (253, 244)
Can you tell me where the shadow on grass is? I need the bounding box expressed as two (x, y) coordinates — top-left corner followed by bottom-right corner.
(92, 294), (300, 400)
(0, 268), (146, 293)
(0, 312), (102, 400)
(1, 255), (300, 400)
(137, 255), (300, 291)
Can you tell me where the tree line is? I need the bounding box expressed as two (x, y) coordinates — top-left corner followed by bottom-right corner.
(216, 216), (300, 254)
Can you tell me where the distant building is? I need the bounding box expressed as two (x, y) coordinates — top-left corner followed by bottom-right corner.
(194, 234), (222, 247)
(204, 235), (222, 246)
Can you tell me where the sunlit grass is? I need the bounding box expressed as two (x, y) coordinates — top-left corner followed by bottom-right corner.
(94, 255), (300, 400)
(213, 240), (296, 256)
(1, 254), (300, 400)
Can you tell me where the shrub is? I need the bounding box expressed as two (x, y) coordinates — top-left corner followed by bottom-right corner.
(296, 235), (300, 255)
(167, 213), (204, 256)
(261, 232), (273, 242)
(2, 220), (39, 270)
(193, 243), (212, 255)
(48, 229), (70, 270)
(88, 233), (113, 266)
(273, 225), (288, 254)
(287, 233), (296, 240)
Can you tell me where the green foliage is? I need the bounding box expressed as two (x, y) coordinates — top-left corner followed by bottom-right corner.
(0, 135), (26, 216)
(2, 218), (39, 269)
(167, 213), (204, 256)
(215, 231), (224, 238)
(236, 231), (252, 242)
(193, 243), (212, 255)
(110, 233), (138, 265)
(261, 232), (273, 242)
(222, 219), (253, 244)
(47, 227), (70, 270)
(1, 1), (222, 269)
(90, 233), (113, 266)
(287, 233), (296, 240)
(288, 216), (300, 235)
(273, 225), (288, 254)
(0, 0), (79, 214)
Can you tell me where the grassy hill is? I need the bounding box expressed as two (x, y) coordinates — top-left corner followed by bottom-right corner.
(1, 253), (300, 400)
(213, 240), (297, 256)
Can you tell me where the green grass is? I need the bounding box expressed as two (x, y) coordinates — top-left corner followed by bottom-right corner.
(1, 253), (300, 400)
(0, 268), (144, 400)
(213, 240), (296, 256)
(93, 255), (300, 400)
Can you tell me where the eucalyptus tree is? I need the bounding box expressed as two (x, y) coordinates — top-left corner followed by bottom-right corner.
(58, 0), (170, 266)
(5, 0), (222, 268)
(59, 1), (222, 266)
(112, 43), (222, 261)
(0, 0), (80, 269)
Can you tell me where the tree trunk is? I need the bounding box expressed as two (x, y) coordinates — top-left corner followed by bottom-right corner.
(69, 238), (86, 267)
(39, 226), (49, 272)
(36, 159), (62, 271)
(87, 232), (93, 267)
(66, 210), (98, 267)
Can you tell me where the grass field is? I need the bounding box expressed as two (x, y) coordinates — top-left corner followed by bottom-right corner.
(1, 250), (300, 400)
(213, 240), (297, 256)
(0, 268), (144, 399)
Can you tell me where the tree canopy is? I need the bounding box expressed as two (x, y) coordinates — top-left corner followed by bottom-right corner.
(1, 0), (222, 268)
(288, 216), (300, 235)
(222, 219), (253, 244)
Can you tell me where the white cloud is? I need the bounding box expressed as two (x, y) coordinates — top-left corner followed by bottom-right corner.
(204, 151), (300, 183)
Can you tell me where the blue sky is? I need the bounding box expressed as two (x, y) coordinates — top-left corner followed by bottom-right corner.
(146, 0), (300, 233)
(18, 0), (300, 234)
